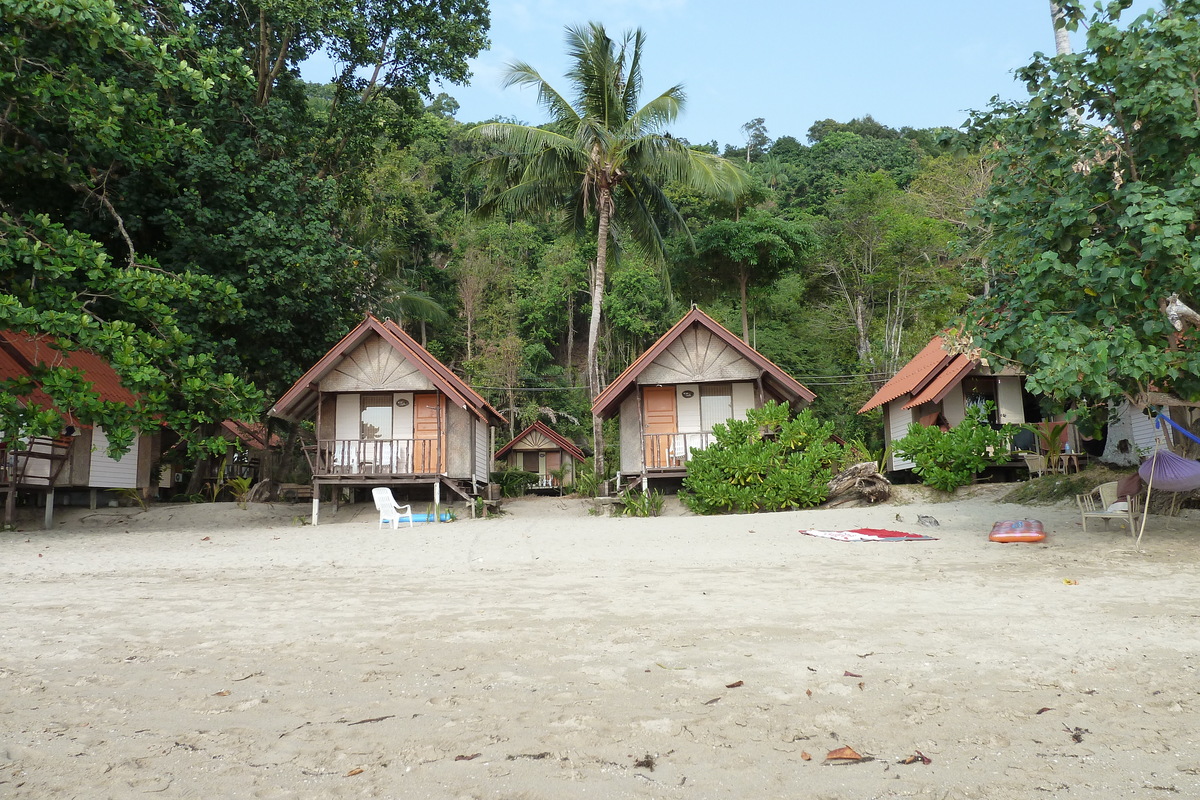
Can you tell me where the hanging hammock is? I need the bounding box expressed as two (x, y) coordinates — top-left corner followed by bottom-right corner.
(1139, 414), (1200, 490)
(1135, 412), (1200, 546)
(1138, 448), (1200, 493)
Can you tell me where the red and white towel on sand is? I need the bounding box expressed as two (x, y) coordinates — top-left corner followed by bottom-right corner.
(799, 528), (937, 542)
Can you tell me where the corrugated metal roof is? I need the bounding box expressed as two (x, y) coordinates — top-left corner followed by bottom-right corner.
(858, 336), (958, 413)
(903, 354), (976, 409)
(0, 331), (138, 426)
(2, 331), (137, 407)
(0, 346), (60, 418)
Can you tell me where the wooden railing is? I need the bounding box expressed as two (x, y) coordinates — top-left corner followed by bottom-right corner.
(643, 432), (714, 471)
(1, 436), (72, 488)
(303, 438), (442, 476)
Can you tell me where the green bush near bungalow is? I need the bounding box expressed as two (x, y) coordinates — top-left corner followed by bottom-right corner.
(680, 402), (846, 514)
(893, 403), (1018, 492)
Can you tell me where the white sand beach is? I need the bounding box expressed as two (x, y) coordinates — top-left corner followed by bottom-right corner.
(3, 489), (1200, 799)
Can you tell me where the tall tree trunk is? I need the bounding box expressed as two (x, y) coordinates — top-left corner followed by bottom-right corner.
(587, 192), (613, 484)
(739, 267), (750, 344)
(1049, 2), (1072, 56)
(853, 294), (872, 367)
(1049, 2), (1081, 123)
(566, 282), (576, 382)
(508, 389), (516, 438)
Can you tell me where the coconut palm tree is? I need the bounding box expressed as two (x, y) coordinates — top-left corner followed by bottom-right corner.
(471, 22), (746, 477)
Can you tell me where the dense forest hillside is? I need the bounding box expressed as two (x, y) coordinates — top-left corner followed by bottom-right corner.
(4, 0), (1199, 477)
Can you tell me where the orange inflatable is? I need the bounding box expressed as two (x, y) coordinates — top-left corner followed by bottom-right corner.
(989, 519), (1046, 543)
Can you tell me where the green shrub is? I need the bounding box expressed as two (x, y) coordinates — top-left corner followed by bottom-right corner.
(893, 403), (1018, 492)
(572, 456), (613, 498)
(614, 488), (665, 517)
(679, 402), (847, 514)
(226, 476), (253, 508)
(489, 467), (539, 497)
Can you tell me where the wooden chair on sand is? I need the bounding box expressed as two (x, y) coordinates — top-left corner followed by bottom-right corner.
(1076, 481), (1139, 533)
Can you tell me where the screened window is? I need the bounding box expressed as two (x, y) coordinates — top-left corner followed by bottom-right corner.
(700, 383), (733, 430)
(360, 394), (392, 440)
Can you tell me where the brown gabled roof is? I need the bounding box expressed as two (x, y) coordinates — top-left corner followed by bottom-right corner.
(859, 335), (960, 417)
(0, 330), (138, 426)
(591, 307), (816, 418)
(494, 421), (586, 462)
(380, 319), (505, 424)
(269, 315), (505, 426)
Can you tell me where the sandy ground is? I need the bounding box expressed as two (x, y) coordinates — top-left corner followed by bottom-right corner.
(3, 487), (1200, 799)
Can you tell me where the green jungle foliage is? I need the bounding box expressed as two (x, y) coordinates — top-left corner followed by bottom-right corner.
(680, 402), (847, 514)
(18, 1), (1168, 477)
(892, 404), (1019, 493)
(967, 0), (1200, 410)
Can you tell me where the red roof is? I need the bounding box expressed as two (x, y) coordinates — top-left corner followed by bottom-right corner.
(0, 346), (58, 414)
(269, 315), (505, 426)
(0, 330), (138, 426)
(592, 307), (816, 418)
(858, 334), (973, 413)
(904, 354), (976, 409)
(858, 335), (952, 413)
(495, 421), (586, 462)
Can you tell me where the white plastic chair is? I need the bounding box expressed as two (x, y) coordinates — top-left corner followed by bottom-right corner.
(372, 487), (413, 529)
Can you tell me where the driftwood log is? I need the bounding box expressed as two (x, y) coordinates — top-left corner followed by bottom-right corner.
(824, 462), (891, 507)
(247, 479), (280, 504)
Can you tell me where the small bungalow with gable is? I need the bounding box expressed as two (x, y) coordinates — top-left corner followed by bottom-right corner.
(859, 333), (1167, 473)
(858, 334), (1034, 471)
(592, 307), (817, 489)
(1, 330), (155, 526)
(268, 315), (505, 523)
(495, 421), (586, 490)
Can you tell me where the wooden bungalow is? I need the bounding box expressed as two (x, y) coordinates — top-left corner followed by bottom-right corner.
(860, 334), (1174, 473)
(0, 330), (155, 526)
(268, 315), (505, 523)
(592, 307), (817, 489)
(494, 421), (586, 490)
(858, 333), (1043, 472)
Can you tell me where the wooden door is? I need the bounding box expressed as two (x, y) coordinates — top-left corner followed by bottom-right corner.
(642, 386), (678, 468)
(413, 392), (443, 473)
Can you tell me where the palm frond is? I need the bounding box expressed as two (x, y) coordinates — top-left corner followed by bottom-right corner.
(613, 176), (673, 260)
(625, 87), (684, 135)
(501, 61), (578, 124)
(653, 144), (748, 201)
(374, 286), (450, 327)
(620, 28), (647, 120)
(472, 122), (577, 155)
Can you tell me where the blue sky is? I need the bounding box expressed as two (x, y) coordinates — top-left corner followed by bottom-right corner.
(303, 0), (1161, 149)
